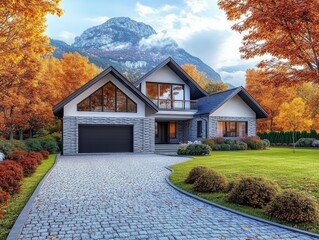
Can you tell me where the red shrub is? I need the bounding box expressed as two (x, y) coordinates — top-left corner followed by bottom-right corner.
(28, 152), (43, 164)
(39, 150), (49, 160)
(18, 157), (38, 177)
(0, 163), (23, 195)
(1, 160), (24, 182)
(6, 150), (28, 161)
(213, 137), (224, 144)
(0, 188), (10, 219)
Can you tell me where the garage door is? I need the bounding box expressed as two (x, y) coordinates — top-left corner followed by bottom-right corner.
(78, 125), (133, 153)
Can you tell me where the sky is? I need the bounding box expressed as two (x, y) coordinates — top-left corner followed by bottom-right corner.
(46, 0), (260, 86)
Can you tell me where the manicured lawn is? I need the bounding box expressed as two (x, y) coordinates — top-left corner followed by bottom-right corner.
(169, 148), (319, 233)
(0, 155), (56, 240)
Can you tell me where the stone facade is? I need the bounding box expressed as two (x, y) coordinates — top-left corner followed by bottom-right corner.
(208, 116), (256, 138)
(63, 116), (155, 155)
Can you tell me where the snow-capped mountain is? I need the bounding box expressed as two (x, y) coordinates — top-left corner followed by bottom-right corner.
(51, 17), (221, 82)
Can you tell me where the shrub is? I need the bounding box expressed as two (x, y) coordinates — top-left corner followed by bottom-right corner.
(6, 150), (28, 161)
(266, 190), (319, 223)
(0, 188), (10, 219)
(193, 170), (229, 193)
(28, 151), (43, 164)
(312, 140), (319, 147)
(224, 139), (236, 145)
(10, 140), (28, 151)
(0, 141), (15, 156)
(295, 138), (315, 147)
(177, 148), (187, 155)
(39, 150), (49, 159)
(24, 139), (42, 152)
(213, 137), (224, 144)
(18, 157), (38, 177)
(39, 136), (59, 154)
(228, 177), (280, 208)
(238, 142), (248, 150)
(186, 143), (211, 156)
(219, 143), (230, 151)
(0, 162), (24, 195)
(202, 138), (216, 150)
(1, 160), (24, 183)
(241, 136), (266, 150)
(50, 132), (62, 150)
(185, 166), (211, 184)
(263, 139), (270, 148)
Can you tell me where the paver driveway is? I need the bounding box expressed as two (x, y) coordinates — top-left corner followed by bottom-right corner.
(18, 154), (315, 240)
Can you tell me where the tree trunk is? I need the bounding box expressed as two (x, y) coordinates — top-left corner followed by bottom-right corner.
(292, 129), (295, 153)
(19, 130), (23, 140)
(9, 130), (14, 140)
(29, 129), (32, 138)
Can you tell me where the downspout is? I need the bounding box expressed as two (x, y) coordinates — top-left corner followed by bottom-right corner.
(199, 115), (208, 139)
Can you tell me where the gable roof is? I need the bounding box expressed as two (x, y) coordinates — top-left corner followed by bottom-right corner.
(196, 86), (268, 119)
(134, 57), (208, 99)
(53, 66), (158, 117)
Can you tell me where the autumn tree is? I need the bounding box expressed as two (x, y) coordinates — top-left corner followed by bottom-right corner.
(219, 0), (319, 84)
(245, 68), (293, 131)
(182, 64), (228, 94)
(275, 98), (312, 152)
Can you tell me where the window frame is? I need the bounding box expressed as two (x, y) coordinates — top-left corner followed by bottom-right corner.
(146, 82), (185, 110)
(197, 121), (203, 138)
(217, 121), (248, 137)
(77, 82), (137, 113)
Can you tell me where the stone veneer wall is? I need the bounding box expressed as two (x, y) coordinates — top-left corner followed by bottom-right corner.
(63, 116), (155, 155)
(208, 116), (256, 137)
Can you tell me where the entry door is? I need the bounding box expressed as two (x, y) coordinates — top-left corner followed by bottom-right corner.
(159, 122), (169, 144)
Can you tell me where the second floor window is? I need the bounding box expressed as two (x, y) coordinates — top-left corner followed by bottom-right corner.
(146, 82), (184, 109)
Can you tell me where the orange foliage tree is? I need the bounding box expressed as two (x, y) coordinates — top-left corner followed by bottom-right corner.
(219, 0), (319, 84)
(182, 64), (228, 94)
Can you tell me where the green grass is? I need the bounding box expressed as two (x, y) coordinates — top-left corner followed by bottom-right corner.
(169, 148), (319, 233)
(0, 155), (56, 240)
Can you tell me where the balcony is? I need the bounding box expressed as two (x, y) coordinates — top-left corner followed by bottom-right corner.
(151, 99), (198, 111)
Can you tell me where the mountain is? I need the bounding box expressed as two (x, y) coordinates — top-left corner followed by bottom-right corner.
(50, 17), (221, 82)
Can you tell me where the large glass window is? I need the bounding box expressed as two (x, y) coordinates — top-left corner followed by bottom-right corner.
(77, 82), (137, 113)
(197, 121), (203, 138)
(217, 121), (247, 137)
(146, 82), (184, 110)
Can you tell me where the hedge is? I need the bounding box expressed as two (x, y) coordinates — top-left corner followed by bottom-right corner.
(258, 130), (318, 144)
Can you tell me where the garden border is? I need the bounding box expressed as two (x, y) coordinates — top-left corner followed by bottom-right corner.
(165, 166), (319, 239)
(7, 154), (60, 240)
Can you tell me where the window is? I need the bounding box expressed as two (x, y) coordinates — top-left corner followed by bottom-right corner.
(77, 82), (137, 113)
(197, 121), (203, 138)
(217, 121), (247, 137)
(169, 122), (176, 138)
(155, 122), (158, 137)
(146, 82), (184, 110)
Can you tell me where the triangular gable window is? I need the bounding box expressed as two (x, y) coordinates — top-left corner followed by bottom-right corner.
(77, 82), (137, 113)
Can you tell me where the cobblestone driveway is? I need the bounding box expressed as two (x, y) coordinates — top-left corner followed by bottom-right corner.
(18, 154), (315, 240)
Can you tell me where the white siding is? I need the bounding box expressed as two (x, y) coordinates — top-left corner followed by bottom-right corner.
(210, 95), (256, 118)
(64, 74), (146, 117)
(140, 65), (191, 101)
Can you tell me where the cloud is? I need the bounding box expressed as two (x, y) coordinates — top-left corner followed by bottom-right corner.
(219, 70), (247, 87)
(86, 16), (110, 25)
(139, 31), (177, 49)
(136, 2), (176, 17)
(58, 31), (76, 43)
(185, 0), (209, 13)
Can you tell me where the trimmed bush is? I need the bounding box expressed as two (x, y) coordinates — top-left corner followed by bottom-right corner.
(50, 132), (62, 150)
(241, 136), (266, 150)
(238, 142), (248, 150)
(0, 188), (10, 219)
(28, 152), (43, 164)
(24, 139), (42, 152)
(6, 150), (28, 161)
(193, 170), (229, 193)
(18, 157), (38, 177)
(263, 139), (270, 148)
(228, 177), (280, 208)
(39, 150), (49, 159)
(185, 166), (211, 184)
(10, 140), (28, 151)
(0, 141), (15, 156)
(39, 136), (59, 154)
(312, 140), (319, 147)
(295, 138), (315, 147)
(0, 161), (24, 195)
(266, 190), (319, 223)
(220, 143), (230, 151)
(185, 143), (211, 156)
(1, 160), (24, 183)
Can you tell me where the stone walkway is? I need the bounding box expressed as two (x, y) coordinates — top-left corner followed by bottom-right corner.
(18, 154), (315, 239)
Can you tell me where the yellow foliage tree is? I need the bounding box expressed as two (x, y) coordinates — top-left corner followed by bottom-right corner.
(275, 98), (312, 151)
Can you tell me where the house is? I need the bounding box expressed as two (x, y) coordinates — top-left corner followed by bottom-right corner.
(53, 58), (267, 155)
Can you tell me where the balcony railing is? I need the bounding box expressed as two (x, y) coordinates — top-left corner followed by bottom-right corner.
(151, 99), (198, 111)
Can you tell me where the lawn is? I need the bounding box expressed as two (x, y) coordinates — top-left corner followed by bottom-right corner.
(169, 148), (319, 233)
(0, 155), (56, 240)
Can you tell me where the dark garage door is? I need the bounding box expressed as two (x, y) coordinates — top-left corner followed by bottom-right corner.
(78, 125), (133, 153)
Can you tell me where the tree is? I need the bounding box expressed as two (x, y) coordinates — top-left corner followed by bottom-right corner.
(245, 68), (293, 131)
(274, 98), (312, 152)
(182, 64), (228, 94)
(218, 0), (319, 84)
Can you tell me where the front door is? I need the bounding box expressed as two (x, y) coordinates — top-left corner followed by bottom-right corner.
(158, 122), (169, 144)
